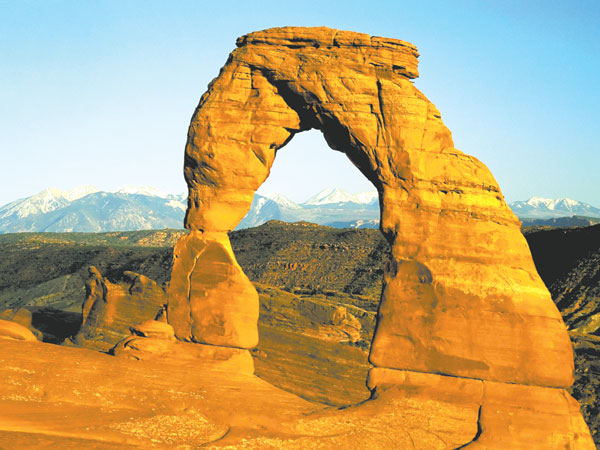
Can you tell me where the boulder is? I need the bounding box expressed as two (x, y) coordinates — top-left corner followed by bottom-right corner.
(112, 335), (254, 375)
(0, 308), (43, 340)
(130, 320), (175, 340)
(0, 319), (38, 341)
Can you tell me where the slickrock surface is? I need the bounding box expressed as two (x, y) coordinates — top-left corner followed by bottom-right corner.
(0, 339), (594, 449)
(0, 308), (43, 340)
(72, 267), (167, 351)
(0, 339), (313, 449)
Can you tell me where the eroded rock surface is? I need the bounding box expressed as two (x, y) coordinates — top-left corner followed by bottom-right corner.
(166, 26), (593, 447)
(0, 308), (43, 340)
(0, 319), (38, 342)
(72, 266), (167, 351)
(174, 25), (572, 386)
(167, 231), (259, 347)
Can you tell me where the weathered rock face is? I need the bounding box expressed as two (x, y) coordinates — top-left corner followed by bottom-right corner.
(167, 231), (259, 347)
(168, 26), (593, 446)
(73, 267), (167, 350)
(0, 308), (43, 340)
(0, 319), (38, 342)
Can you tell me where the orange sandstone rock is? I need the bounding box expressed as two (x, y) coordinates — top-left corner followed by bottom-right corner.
(0, 319), (38, 341)
(164, 26), (592, 446)
(112, 336), (255, 375)
(167, 231), (259, 348)
(173, 26), (572, 387)
(129, 319), (175, 340)
(73, 266), (167, 350)
(367, 368), (596, 449)
(0, 308), (43, 340)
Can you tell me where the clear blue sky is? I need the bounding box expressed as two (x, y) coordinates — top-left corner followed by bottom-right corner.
(1, 0), (599, 205)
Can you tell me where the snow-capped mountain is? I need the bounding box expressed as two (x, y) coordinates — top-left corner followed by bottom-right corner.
(260, 192), (302, 209)
(115, 185), (171, 198)
(508, 197), (600, 219)
(237, 195), (284, 229)
(61, 185), (100, 201)
(351, 191), (379, 205)
(0, 187), (186, 233)
(0, 186), (100, 220)
(242, 188), (380, 229)
(3, 187), (598, 233)
(302, 187), (378, 206)
(303, 187), (358, 205)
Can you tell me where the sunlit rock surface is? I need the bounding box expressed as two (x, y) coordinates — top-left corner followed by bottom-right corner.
(72, 266), (167, 351)
(167, 231), (259, 348)
(0, 319), (38, 342)
(163, 26), (593, 447)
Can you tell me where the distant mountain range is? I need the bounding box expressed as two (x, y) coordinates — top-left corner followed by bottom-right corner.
(238, 187), (380, 230)
(510, 197), (600, 219)
(0, 186), (186, 233)
(1, 186), (599, 233)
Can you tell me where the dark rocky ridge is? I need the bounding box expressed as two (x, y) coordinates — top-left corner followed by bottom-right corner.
(230, 221), (389, 300)
(525, 224), (600, 335)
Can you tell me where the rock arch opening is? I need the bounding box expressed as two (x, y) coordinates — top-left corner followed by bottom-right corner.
(240, 128), (379, 229)
(231, 127), (388, 405)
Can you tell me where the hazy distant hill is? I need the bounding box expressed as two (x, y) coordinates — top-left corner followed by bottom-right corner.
(521, 216), (600, 228)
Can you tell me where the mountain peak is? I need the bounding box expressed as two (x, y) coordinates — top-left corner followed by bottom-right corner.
(260, 192), (301, 209)
(114, 185), (170, 198)
(62, 185), (100, 201)
(509, 197), (600, 219)
(302, 187), (377, 205)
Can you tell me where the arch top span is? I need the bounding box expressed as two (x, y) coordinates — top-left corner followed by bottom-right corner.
(183, 26), (460, 234)
(172, 26), (576, 393)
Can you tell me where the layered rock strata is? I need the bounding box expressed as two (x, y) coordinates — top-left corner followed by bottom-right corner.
(167, 26), (593, 447)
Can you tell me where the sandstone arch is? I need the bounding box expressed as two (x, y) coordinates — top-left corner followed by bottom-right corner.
(165, 27), (593, 447)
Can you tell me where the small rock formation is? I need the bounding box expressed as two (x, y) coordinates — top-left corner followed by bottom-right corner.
(0, 308), (43, 340)
(165, 26), (594, 446)
(111, 319), (254, 375)
(72, 266), (167, 350)
(0, 319), (38, 341)
(130, 319), (175, 340)
(298, 300), (363, 342)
